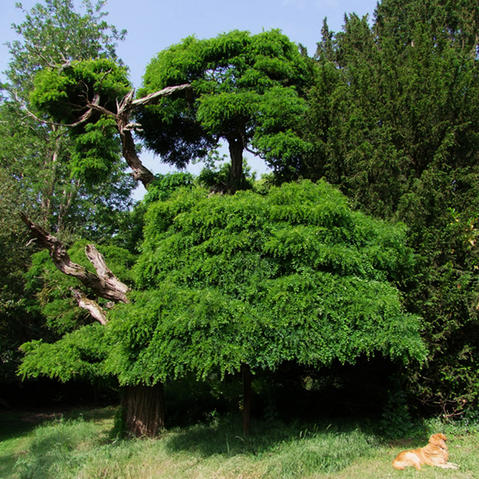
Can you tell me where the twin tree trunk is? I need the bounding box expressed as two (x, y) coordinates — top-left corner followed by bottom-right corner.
(124, 366), (252, 436)
(122, 370), (251, 437)
(122, 371), (250, 437)
(23, 83), (252, 438)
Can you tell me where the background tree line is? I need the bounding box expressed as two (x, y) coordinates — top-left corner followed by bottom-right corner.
(0, 0), (478, 435)
(303, 0), (479, 417)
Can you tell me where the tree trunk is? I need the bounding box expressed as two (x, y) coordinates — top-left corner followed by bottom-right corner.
(87, 84), (191, 190)
(122, 383), (166, 437)
(117, 124), (155, 188)
(227, 135), (245, 193)
(241, 364), (252, 435)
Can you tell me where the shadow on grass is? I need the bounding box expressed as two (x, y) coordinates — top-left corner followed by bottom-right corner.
(166, 414), (430, 457)
(0, 411), (51, 444)
(0, 406), (115, 443)
(172, 417), (352, 455)
(163, 416), (367, 476)
(0, 407), (117, 479)
(0, 413), (41, 479)
(163, 414), (433, 476)
(0, 406), (434, 479)
(61, 405), (117, 422)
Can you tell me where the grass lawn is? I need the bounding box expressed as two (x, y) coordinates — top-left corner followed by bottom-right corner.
(1, 407), (478, 479)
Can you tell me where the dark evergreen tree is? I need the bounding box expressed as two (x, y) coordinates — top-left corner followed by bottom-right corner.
(305, 0), (479, 415)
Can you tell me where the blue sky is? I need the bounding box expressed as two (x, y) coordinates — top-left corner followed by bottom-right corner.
(1, 0), (379, 196)
(2, 0), (379, 86)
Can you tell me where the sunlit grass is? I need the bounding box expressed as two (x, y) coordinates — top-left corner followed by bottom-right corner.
(1, 408), (478, 479)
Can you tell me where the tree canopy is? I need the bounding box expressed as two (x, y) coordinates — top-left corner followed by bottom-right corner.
(6, 0), (126, 97)
(138, 30), (313, 190)
(29, 58), (130, 183)
(21, 181), (425, 388)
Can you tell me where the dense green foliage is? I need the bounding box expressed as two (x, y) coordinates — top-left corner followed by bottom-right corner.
(0, 0), (133, 389)
(0, 165), (44, 383)
(104, 181), (425, 385)
(19, 324), (108, 382)
(143, 172), (195, 204)
(30, 59), (130, 123)
(18, 181), (425, 392)
(18, 240), (135, 382)
(304, 0), (479, 414)
(30, 59), (130, 183)
(138, 30), (313, 189)
(16, 173), (194, 383)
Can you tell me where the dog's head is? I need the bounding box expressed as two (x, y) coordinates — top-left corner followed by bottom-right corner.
(429, 433), (447, 448)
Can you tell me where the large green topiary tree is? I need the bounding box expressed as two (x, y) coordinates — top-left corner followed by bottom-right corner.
(105, 180), (426, 433)
(20, 180), (426, 435)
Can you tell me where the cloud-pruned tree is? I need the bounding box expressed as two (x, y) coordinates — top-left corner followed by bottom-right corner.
(138, 30), (313, 191)
(104, 180), (425, 433)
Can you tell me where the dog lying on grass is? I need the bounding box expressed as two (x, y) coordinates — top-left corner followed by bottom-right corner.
(392, 433), (459, 470)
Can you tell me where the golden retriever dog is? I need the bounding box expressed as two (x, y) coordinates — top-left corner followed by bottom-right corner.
(392, 433), (459, 470)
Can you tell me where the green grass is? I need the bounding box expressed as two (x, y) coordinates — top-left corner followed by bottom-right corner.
(1, 408), (478, 479)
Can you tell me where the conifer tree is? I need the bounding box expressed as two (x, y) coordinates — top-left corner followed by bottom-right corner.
(138, 30), (313, 191)
(305, 0), (479, 415)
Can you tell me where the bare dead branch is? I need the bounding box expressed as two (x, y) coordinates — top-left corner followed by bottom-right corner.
(13, 91), (100, 128)
(118, 89), (136, 111)
(20, 213), (129, 304)
(85, 97), (116, 118)
(110, 86), (195, 187)
(124, 122), (143, 131)
(114, 100), (155, 187)
(71, 289), (108, 325)
(131, 84), (191, 108)
(85, 244), (129, 299)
